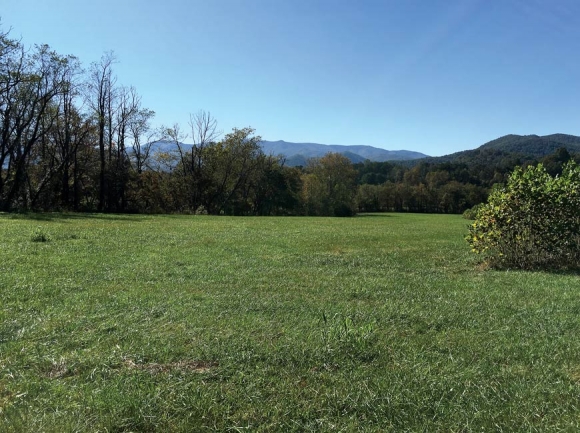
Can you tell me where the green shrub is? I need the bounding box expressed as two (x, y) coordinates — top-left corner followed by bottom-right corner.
(467, 161), (580, 270)
(462, 203), (484, 220)
(30, 227), (51, 242)
(195, 205), (208, 215)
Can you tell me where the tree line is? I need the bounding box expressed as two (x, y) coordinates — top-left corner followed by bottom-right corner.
(0, 26), (357, 217)
(0, 27), (298, 215)
(2, 25), (578, 216)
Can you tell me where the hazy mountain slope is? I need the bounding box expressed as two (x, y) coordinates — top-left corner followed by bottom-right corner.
(147, 140), (428, 166)
(260, 140), (428, 165)
(148, 140), (193, 153)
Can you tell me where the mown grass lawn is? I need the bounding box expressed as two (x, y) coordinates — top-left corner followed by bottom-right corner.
(1, 212), (579, 432)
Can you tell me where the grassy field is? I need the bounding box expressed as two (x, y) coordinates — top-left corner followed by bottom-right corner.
(1, 212), (579, 432)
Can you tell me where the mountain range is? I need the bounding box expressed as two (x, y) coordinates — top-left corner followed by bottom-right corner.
(146, 133), (580, 167)
(146, 140), (429, 166)
(259, 140), (429, 166)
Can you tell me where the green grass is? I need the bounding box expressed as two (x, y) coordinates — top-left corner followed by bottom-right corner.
(1, 212), (580, 432)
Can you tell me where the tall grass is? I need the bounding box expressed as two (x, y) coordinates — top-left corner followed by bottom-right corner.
(1, 213), (579, 431)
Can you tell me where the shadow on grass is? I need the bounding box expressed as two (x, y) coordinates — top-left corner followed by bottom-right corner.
(483, 260), (580, 276)
(535, 267), (580, 277)
(1, 212), (145, 222)
(355, 213), (393, 218)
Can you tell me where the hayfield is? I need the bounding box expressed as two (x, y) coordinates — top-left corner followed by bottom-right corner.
(1, 213), (579, 431)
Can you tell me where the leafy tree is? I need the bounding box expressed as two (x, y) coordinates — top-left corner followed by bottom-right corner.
(249, 157), (301, 216)
(467, 162), (580, 269)
(356, 184), (381, 212)
(541, 147), (571, 177)
(302, 153), (357, 216)
(201, 127), (263, 214)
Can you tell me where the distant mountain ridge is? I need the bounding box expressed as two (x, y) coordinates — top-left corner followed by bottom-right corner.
(147, 139), (430, 166)
(146, 134), (580, 169)
(260, 140), (429, 165)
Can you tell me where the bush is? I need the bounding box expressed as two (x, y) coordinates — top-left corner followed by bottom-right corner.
(195, 205), (208, 215)
(30, 227), (51, 243)
(462, 203), (484, 220)
(467, 161), (580, 270)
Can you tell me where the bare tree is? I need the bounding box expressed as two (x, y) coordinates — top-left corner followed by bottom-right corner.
(189, 110), (220, 172)
(129, 107), (156, 174)
(108, 85), (140, 210)
(27, 53), (90, 209)
(187, 110), (221, 210)
(165, 122), (188, 175)
(0, 39), (75, 210)
(87, 51), (116, 211)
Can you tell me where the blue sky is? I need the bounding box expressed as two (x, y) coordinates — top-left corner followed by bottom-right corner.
(3, 0), (579, 156)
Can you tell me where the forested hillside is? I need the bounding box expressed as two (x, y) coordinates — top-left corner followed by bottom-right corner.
(479, 134), (580, 154)
(354, 144), (579, 214)
(418, 134), (580, 165)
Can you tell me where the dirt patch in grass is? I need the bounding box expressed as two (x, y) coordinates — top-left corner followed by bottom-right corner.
(46, 360), (75, 379)
(122, 359), (218, 374)
(565, 366), (580, 383)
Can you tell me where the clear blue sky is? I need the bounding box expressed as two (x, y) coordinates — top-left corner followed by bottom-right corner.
(3, 0), (579, 156)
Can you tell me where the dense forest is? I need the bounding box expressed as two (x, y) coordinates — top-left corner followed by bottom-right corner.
(1, 27), (578, 216)
(354, 145), (579, 214)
